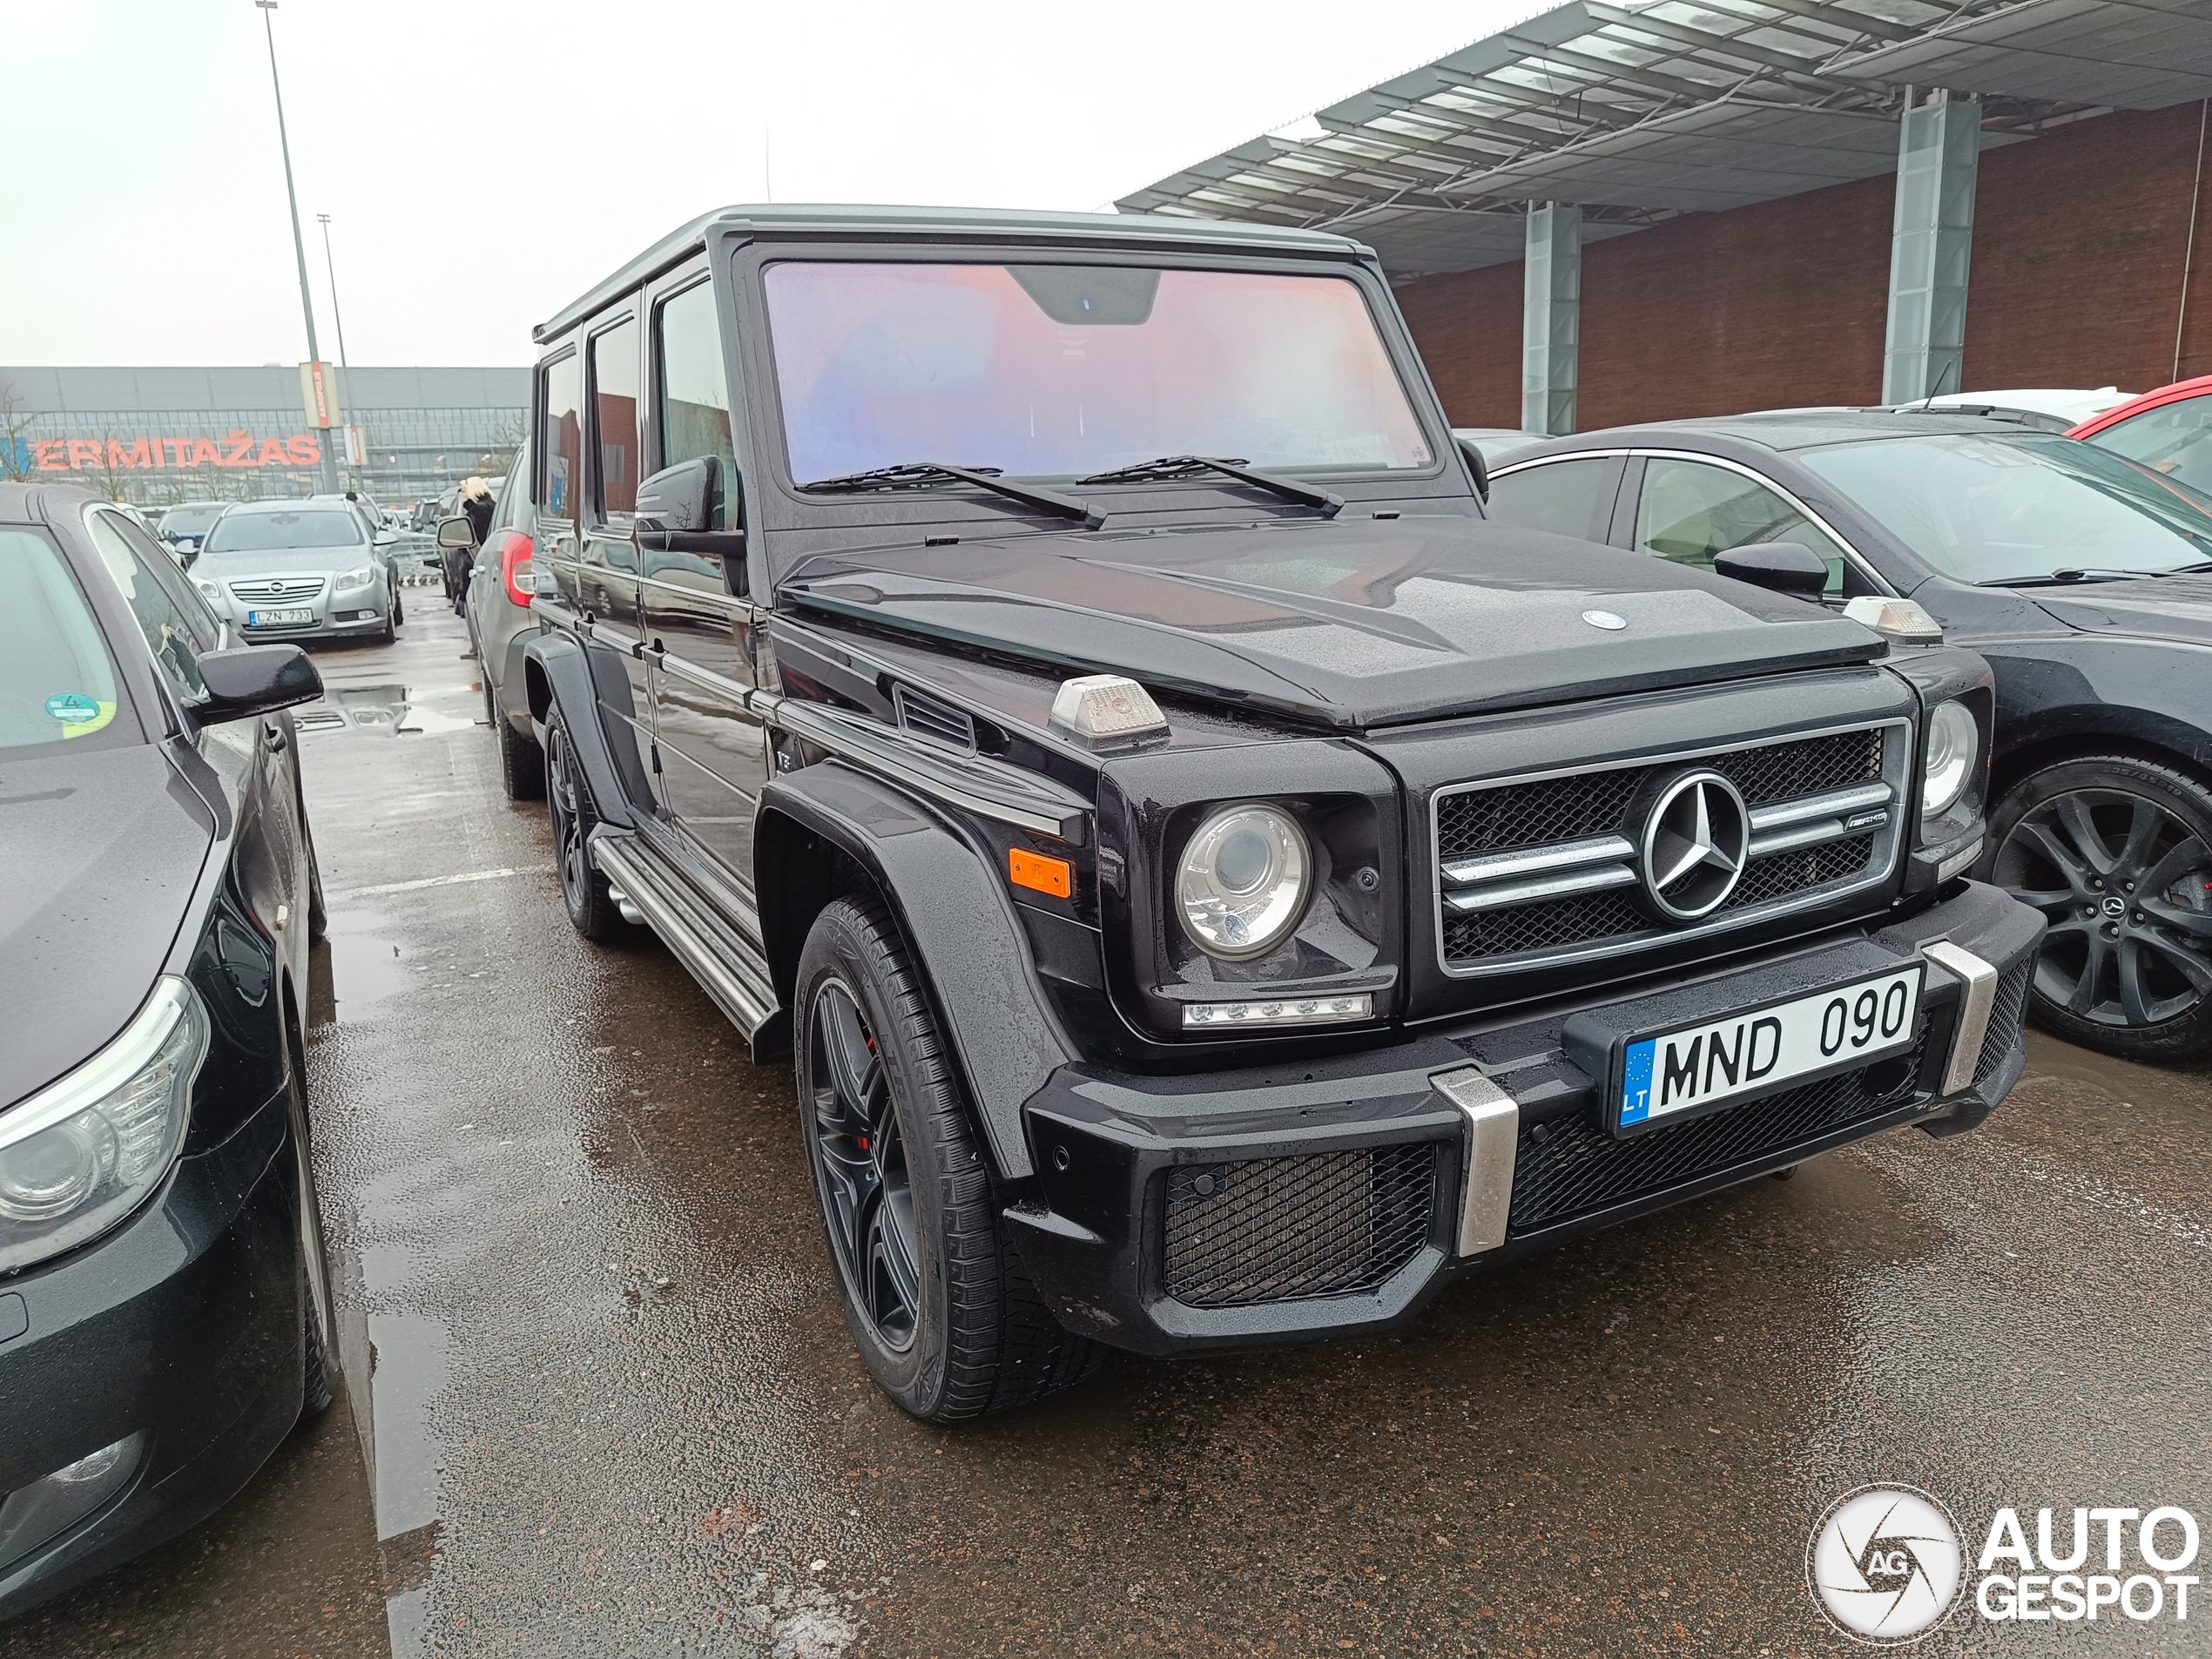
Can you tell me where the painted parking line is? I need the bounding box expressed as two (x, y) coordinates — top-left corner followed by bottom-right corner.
(329, 866), (553, 900)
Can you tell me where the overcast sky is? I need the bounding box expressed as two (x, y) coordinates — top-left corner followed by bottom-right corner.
(2, 0), (1542, 368)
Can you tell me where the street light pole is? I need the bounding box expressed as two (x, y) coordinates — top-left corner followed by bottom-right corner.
(316, 213), (349, 370)
(255, 0), (336, 489)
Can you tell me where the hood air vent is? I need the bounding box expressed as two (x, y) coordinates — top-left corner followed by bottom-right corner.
(892, 685), (978, 754)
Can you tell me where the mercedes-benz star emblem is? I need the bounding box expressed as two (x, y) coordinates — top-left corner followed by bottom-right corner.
(1639, 769), (1750, 921)
(1581, 609), (1628, 631)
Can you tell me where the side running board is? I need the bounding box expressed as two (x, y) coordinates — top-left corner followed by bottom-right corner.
(591, 832), (783, 1048)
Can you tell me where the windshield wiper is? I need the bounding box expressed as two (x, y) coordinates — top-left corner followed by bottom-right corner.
(798, 462), (1103, 529)
(1079, 455), (1344, 517)
(1980, 561), (2212, 587)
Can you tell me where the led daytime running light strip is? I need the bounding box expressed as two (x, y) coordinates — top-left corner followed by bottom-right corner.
(1183, 993), (1372, 1029)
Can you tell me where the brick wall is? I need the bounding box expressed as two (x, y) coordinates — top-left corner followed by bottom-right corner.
(1396, 102), (2212, 431)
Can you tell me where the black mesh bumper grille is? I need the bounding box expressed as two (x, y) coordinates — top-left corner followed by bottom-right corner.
(1508, 1029), (1929, 1233)
(1976, 959), (2033, 1089)
(1162, 1143), (1438, 1309)
(1437, 728), (1891, 969)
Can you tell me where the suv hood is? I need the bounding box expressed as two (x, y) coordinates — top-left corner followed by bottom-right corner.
(2033, 574), (2212, 644)
(0, 745), (212, 1108)
(783, 520), (1885, 729)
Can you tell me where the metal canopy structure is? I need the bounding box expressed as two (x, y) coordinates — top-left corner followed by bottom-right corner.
(1118, 0), (2212, 278)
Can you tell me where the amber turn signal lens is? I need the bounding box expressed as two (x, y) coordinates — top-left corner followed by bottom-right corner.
(1008, 847), (1072, 898)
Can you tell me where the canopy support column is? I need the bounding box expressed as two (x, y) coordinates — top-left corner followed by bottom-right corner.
(1521, 202), (1581, 436)
(1882, 88), (1979, 403)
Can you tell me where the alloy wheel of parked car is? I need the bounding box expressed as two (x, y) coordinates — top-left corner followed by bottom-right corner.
(544, 712), (630, 941)
(806, 974), (921, 1352)
(1988, 755), (2212, 1058)
(794, 897), (1100, 1421)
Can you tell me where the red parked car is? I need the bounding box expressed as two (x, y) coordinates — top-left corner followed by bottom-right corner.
(2070, 373), (2212, 494)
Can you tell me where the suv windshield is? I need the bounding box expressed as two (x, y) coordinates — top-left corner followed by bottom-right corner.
(202, 508), (365, 554)
(763, 261), (1433, 484)
(158, 503), (226, 536)
(1799, 432), (2212, 584)
(0, 528), (130, 754)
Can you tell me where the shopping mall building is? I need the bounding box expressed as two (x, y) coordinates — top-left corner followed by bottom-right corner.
(0, 364), (528, 510)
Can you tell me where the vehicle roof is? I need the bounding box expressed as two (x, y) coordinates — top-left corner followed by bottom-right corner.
(1504, 407), (2045, 459)
(534, 202), (1378, 346)
(2073, 371), (2212, 436)
(219, 496), (350, 514)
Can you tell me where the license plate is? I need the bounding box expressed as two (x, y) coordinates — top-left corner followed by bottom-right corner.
(1615, 966), (1923, 1135)
(247, 607), (314, 626)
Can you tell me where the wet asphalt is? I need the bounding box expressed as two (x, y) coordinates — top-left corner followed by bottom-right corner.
(4, 597), (2208, 1657)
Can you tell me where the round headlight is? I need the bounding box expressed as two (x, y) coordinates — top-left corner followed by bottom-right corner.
(1921, 700), (1978, 816)
(0, 1112), (115, 1223)
(1175, 804), (1310, 960)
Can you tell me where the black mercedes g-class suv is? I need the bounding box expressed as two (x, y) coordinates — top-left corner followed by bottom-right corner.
(515, 205), (2041, 1421)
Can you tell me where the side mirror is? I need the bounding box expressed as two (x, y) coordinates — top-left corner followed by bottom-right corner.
(1713, 542), (1830, 597)
(190, 644), (322, 725)
(636, 455), (746, 563)
(636, 455), (720, 534)
(436, 515), (477, 550)
(1457, 436), (1490, 503)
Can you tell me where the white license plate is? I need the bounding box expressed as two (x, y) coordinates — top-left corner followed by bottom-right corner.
(247, 607), (314, 626)
(1616, 966), (1923, 1134)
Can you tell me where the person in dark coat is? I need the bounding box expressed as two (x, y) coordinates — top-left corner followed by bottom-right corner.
(447, 476), (495, 613)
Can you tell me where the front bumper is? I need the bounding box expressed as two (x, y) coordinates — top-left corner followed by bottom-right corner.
(1009, 880), (2042, 1358)
(0, 1084), (304, 1621)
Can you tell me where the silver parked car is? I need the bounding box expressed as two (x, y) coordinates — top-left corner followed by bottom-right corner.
(186, 500), (405, 644)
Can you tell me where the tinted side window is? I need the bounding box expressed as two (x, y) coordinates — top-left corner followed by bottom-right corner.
(1634, 457), (1851, 592)
(1486, 457), (1615, 540)
(657, 281), (738, 530)
(540, 348), (582, 521)
(85, 510), (213, 698)
(591, 318), (639, 519)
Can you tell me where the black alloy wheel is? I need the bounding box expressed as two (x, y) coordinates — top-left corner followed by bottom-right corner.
(1987, 755), (2212, 1059)
(544, 711), (630, 941)
(806, 975), (921, 1352)
(794, 897), (1101, 1421)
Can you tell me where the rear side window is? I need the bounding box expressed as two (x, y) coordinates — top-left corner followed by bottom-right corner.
(1486, 457), (1615, 540)
(657, 280), (737, 529)
(590, 318), (639, 519)
(0, 526), (132, 754)
(540, 348), (583, 520)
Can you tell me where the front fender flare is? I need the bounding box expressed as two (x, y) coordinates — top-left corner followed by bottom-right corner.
(758, 762), (1073, 1181)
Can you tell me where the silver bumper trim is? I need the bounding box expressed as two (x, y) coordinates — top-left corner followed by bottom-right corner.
(1925, 940), (1999, 1096)
(1433, 1067), (1519, 1256)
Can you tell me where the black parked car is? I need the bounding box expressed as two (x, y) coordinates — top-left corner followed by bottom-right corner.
(1488, 411), (2212, 1061)
(515, 206), (2040, 1422)
(0, 482), (334, 1617)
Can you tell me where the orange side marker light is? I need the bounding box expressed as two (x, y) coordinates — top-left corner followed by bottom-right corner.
(1008, 847), (1072, 898)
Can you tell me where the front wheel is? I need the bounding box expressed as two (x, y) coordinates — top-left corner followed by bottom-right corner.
(545, 709), (631, 941)
(488, 677), (544, 800)
(1986, 754), (2212, 1060)
(795, 897), (1100, 1422)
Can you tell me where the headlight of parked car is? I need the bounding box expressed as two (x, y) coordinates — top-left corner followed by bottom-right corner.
(1175, 802), (1311, 959)
(193, 578), (223, 604)
(0, 978), (205, 1275)
(1921, 699), (1977, 816)
(334, 562), (377, 590)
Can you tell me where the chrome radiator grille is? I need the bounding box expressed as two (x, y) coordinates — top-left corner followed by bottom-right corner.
(1435, 723), (1905, 974)
(227, 575), (327, 603)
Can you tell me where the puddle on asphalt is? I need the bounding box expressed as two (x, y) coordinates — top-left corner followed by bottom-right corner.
(324, 924), (409, 1020)
(296, 683), (410, 736)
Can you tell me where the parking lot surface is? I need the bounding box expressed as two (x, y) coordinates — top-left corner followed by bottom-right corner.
(6, 603), (2206, 1657)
